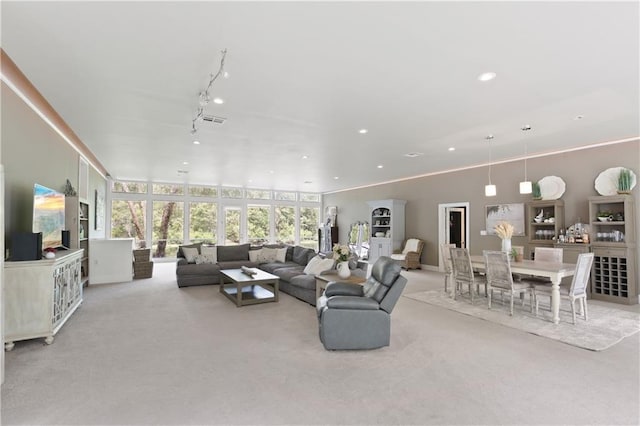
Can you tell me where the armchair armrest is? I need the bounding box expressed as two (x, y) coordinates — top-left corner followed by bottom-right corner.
(325, 282), (364, 297)
(326, 296), (380, 310)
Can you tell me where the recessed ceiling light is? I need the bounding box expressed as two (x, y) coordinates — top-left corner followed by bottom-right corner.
(269, 170), (275, 174)
(448, 147), (456, 152)
(248, 179), (253, 183)
(213, 97), (224, 105)
(223, 71), (230, 79)
(359, 129), (368, 134)
(193, 140), (200, 145)
(183, 161), (189, 165)
(334, 176), (339, 180)
(478, 72), (497, 82)
(302, 155), (308, 159)
(377, 164), (383, 169)
(574, 115), (584, 120)
(404, 152), (424, 158)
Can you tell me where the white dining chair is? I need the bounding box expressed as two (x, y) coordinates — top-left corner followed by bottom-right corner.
(450, 247), (486, 302)
(521, 247), (563, 285)
(534, 252), (594, 324)
(484, 250), (533, 316)
(440, 243), (456, 294)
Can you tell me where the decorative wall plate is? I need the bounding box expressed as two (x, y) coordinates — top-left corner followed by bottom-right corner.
(594, 167), (637, 196)
(538, 176), (566, 200)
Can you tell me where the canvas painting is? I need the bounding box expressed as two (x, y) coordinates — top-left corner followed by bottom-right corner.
(485, 203), (525, 236)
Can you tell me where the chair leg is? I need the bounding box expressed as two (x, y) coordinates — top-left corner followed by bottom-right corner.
(571, 300), (577, 325)
(488, 289), (492, 310)
(583, 298), (589, 322)
(444, 274), (449, 293)
(535, 296), (539, 317)
(509, 294), (514, 316)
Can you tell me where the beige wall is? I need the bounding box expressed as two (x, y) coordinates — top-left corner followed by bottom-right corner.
(1, 82), (107, 249)
(324, 140), (640, 271)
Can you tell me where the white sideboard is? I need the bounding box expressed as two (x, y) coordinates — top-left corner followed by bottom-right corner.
(4, 249), (83, 350)
(367, 199), (406, 263)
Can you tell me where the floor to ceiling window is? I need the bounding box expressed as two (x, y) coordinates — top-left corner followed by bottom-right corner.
(110, 181), (321, 258)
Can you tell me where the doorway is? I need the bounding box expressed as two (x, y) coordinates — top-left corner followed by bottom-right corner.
(438, 202), (470, 272)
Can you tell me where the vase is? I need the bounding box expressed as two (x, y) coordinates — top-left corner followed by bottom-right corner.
(501, 238), (511, 254)
(337, 261), (351, 279)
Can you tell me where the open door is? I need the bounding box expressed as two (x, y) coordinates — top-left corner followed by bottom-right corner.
(438, 202), (470, 272)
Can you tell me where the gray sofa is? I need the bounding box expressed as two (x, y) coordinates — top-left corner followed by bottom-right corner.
(176, 243), (321, 305)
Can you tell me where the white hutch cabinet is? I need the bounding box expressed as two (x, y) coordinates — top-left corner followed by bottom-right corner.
(367, 199), (406, 263)
(4, 249), (83, 350)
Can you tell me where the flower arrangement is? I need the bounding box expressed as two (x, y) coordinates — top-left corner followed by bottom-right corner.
(332, 243), (351, 263)
(494, 221), (514, 240)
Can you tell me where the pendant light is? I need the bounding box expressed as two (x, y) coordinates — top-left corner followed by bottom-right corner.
(485, 134), (496, 197)
(519, 125), (532, 194)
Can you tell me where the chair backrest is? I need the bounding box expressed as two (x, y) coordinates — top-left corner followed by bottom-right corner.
(363, 256), (403, 304)
(402, 238), (423, 255)
(440, 243), (455, 274)
(450, 247), (474, 284)
(569, 252), (595, 296)
(534, 247), (563, 263)
(483, 250), (514, 290)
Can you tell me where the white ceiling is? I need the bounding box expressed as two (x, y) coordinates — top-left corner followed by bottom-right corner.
(2, 1), (638, 193)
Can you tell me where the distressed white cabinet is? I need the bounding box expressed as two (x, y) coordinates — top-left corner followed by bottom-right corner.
(367, 199), (406, 263)
(4, 249), (83, 350)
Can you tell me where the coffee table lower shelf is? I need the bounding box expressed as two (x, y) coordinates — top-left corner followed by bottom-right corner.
(220, 269), (279, 307)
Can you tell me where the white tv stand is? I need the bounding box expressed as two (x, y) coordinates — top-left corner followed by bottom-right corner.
(4, 249), (83, 350)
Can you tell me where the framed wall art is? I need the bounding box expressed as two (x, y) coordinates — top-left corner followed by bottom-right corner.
(485, 203), (525, 236)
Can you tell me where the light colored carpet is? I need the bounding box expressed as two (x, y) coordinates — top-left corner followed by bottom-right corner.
(404, 290), (640, 351)
(2, 264), (639, 425)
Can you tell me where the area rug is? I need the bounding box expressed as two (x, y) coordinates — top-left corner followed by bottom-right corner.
(403, 290), (640, 351)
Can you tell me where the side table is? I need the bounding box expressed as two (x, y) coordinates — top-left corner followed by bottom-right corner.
(315, 273), (366, 299)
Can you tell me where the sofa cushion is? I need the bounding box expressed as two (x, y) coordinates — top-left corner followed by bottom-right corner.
(289, 274), (317, 290)
(292, 246), (315, 266)
(182, 247), (199, 263)
(177, 243), (202, 259)
(272, 266), (306, 282)
(176, 262), (220, 276)
(259, 261), (299, 274)
(217, 260), (259, 270)
(217, 244), (250, 262)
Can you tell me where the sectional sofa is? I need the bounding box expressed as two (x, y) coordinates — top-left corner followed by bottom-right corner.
(176, 243), (337, 305)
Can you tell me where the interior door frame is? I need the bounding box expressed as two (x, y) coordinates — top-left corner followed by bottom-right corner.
(438, 202), (470, 272)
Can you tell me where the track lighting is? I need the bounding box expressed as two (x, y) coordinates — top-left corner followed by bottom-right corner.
(190, 49), (227, 136)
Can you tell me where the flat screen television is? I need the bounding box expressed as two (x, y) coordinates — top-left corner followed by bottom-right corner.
(33, 183), (65, 250)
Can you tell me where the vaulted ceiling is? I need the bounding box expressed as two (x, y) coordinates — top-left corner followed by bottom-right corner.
(2, 1), (638, 193)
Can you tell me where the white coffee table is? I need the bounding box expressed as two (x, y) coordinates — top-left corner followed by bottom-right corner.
(219, 268), (279, 307)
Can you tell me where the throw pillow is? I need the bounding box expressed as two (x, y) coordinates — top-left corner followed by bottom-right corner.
(194, 254), (216, 264)
(249, 248), (262, 263)
(304, 256), (335, 275)
(182, 247), (199, 263)
(276, 247), (287, 263)
(201, 245), (217, 263)
(303, 255), (323, 274)
(178, 242), (202, 259)
(403, 239), (420, 254)
(260, 247), (278, 263)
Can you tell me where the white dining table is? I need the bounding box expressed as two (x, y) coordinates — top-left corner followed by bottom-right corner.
(470, 255), (576, 324)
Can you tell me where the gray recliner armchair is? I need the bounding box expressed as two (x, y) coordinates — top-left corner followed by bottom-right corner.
(316, 256), (407, 350)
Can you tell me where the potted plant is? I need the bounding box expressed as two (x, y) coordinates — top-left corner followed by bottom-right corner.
(617, 168), (633, 194)
(532, 181), (542, 200)
(597, 210), (613, 222)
